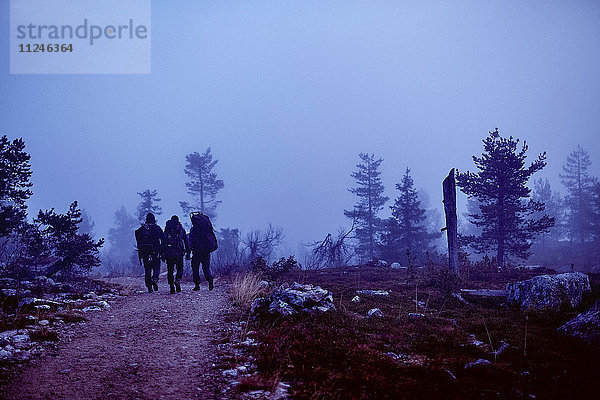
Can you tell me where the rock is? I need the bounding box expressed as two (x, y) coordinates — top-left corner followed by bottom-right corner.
(356, 290), (389, 296)
(351, 295), (361, 303)
(97, 301), (110, 309)
(82, 306), (102, 312)
(464, 358), (491, 369)
(390, 262), (404, 269)
(0, 349), (11, 359)
(408, 313), (425, 320)
(0, 288), (17, 297)
(368, 308), (384, 318)
(460, 289), (506, 307)
(59, 368), (71, 374)
(251, 282), (335, 318)
(38, 320), (50, 327)
(34, 276), (57, 286)
(17, 297), (61, 312)
(506, 272), (591, 311)
(558, 302), (600, 346)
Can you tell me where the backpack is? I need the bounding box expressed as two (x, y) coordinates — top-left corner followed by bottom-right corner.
(163, 221), (184, 258)
(135, 224), (155, 256)
(190, 212), (218, 253)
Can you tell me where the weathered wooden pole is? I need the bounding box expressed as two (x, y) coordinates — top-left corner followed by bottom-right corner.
(442, 168), (459, 273)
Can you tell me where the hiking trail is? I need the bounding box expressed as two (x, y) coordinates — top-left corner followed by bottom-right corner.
(2, 278), (232, 400)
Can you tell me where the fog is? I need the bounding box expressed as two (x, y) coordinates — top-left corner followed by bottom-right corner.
(1, 1), (599, 257)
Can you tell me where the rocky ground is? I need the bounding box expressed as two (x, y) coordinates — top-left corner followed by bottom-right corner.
(0, 276), (285, 400)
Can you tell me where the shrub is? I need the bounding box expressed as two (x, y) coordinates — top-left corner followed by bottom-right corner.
(250, 255), (299, 281)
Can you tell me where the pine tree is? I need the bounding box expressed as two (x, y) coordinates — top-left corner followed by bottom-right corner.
(136, 189), (162, 223)
(560, 146), (596, 243)
(0, 135), (33, 236)
(344, 153), (388, 261)
(532, 178), (564, 244)
(382, 168), (437, 264)
(107, 206), (138, 260)
(36, 202), (104, 277)
(457, 129), (554, 269)
(180, 148), (224, 219)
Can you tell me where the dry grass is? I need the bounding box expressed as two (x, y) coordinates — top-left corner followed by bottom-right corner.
(231, 272), (269, 309)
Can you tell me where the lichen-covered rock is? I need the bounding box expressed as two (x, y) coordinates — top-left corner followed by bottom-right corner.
(250, 282), (335, 317)
(558, 302), (600, 346)
(506, 272), (591, 311)
(368, 308), (384, 318)
(356, 289), (389, 297)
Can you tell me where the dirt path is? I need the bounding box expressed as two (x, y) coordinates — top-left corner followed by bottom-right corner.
(2, 279), (232, 400)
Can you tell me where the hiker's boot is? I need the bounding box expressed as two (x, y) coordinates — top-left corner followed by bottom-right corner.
(208, 278), (214, 291)
(193, 284), (200, 291)
(152, 281), (158, 291)
(170, 284), (175, 294)
(148, 287), (153, 293)
(175, 281), (181, 292)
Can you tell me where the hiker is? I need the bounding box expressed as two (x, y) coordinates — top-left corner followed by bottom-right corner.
(135, 213), (164, 293)
(189, 212), (217, 291)
(162, 215), (190, 294)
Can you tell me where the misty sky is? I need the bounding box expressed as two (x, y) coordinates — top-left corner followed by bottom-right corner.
(1, 1), (599, 257)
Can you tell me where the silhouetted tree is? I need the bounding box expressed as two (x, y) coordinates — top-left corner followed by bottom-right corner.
(180, 148), (224, 219)
(560, 145), (596, 243)
(107, 206), (138, 262)
(0, 135), (32, 237)
(78, 209), (96, 237)
(344, 153), (388, 261)
(244, 224), (284, 262)
(309, 223), (355, 268)
(136, 189), (162, 223)
(213, 228), (244, 272)
(532, 178), (564, 244)
(36, 202), (104, 277)
(457, 129), (554, 269)
(381, 168), (438, 264)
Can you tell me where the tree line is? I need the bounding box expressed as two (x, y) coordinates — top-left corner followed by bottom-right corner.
(335, 129), (600, 271)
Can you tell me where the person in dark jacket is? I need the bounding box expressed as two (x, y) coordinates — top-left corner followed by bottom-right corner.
(135, 213), (164, 293)
(162, 215), (190, 294)
(189, 212), (216, 291)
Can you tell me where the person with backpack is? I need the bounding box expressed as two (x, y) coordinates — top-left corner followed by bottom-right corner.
(162, 215), (190, 294)
(189, 212), (217, 291)
(135, 213), (164, 293)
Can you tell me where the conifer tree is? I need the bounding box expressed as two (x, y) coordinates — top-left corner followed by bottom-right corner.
(344, 153), (388, 261)
(560, 145), (596, 243)
(382, 168), (437, 264)
(180, 148), (224, 219)
(0, 135), (32, 236)
(107, 206), (138, 260)
(457, 129), (554, 269)
(136, 189), (162, 224)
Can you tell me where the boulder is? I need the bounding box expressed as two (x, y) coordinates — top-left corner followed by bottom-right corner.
(368, 308), (384, 318)
(356, 290), (389, 297)
(251, 282), (335, 317)
(464, 359), (491, 369)
(558, 302), (600, 346)
(390, 262), (406, 269)
(506, 272), (591, 311)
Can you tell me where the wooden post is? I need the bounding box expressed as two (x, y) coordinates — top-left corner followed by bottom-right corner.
(443, 169), (459, 273)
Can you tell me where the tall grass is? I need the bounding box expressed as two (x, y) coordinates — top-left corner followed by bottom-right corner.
(231, 272), (268, 309)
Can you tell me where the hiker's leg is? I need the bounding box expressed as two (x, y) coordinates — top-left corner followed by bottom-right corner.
(143, 257), (152, 290)
(191, 253), (201, 285)
(166, 259), (175, 285)
(151, 256), (161, 284)
(175, 256), (184, 282)
(200, 252), (213, 281)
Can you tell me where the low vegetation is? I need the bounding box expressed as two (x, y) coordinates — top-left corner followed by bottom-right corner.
(234, 265), (600, 399)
